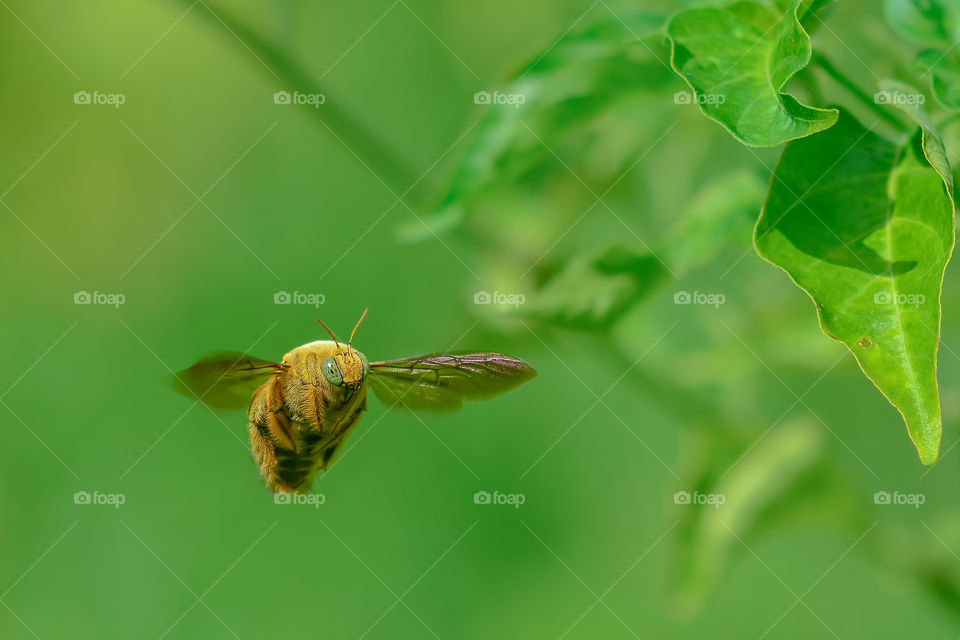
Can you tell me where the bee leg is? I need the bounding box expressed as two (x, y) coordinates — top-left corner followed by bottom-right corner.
(318, 395), (368, 470)
(249, 379), (305, 493)
(248, 386), (278, 483)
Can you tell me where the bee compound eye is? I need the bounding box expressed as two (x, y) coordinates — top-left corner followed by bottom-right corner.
(321, 357), (343, 386)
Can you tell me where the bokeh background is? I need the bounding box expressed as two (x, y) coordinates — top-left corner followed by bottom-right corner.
(3, 0), (960, 638)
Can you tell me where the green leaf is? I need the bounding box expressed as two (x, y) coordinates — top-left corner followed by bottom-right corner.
(916, 48), (960, 111)
(520, 244), (668, 329)
(755, 108), (955, 464)
(403, 11), (678, 240)
(666, 0), (838, 147)
(884, 0), (960, 48)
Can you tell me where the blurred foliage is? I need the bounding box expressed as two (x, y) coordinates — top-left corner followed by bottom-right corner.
(404, 11), (677, 239)
(429, 0), (960, 469)
(668, 418), (855, 615)
(884, 0), (960, 48)
(6, 0), (960, 638)
(520, 243), (668, 329)
(916, 49), (960, 111)
(519, 169), (765, 329)
(411, 0), (960, 622)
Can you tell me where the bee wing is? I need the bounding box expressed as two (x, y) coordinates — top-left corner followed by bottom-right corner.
(368, 352), (536, 411)
(173, 351), (284, 410)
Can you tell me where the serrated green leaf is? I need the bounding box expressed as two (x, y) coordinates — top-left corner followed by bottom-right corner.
(916, 48), (960, 111)
(521, 244), (668, 329)
(403, 12), (677, 240)
(755, 108), (955, 464)
(519, 170), (765, 330)
(666, 0), (838, 147)
(664, 169), (767, 273)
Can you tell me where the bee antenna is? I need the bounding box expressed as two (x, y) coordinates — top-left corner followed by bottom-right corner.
(348, 307), (369, 348)
(316, 318), (341, 349)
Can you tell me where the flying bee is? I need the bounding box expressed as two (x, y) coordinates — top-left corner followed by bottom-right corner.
(173, 309), (536, 493)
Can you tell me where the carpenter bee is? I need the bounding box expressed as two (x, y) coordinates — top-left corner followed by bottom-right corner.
(173, 309), (536, 493)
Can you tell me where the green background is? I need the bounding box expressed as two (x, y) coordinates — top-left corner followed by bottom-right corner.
(3, 0), (960, 638)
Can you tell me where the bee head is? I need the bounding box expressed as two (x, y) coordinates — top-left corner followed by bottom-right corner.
(316, 308), (370, 391)
(321, 349), (368, 390)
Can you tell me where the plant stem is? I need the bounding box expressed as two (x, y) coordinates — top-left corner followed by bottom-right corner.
(182, 0), (422, 196)
(811, 53), (907, 132)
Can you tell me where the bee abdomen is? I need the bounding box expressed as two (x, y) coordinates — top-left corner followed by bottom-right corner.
(269, 425), (327, 492)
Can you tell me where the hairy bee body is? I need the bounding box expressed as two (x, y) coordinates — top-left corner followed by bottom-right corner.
(247, 341), (368, 493)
